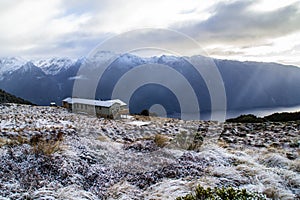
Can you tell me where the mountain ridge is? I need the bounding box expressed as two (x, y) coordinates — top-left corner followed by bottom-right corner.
(1, 54), (299, 76)
(0, 53), (300, 119)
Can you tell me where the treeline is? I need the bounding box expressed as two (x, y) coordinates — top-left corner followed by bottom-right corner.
(0, 89), (33, 105)
(226, 112), (300, 123)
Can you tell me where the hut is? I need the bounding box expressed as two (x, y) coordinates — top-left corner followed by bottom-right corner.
(62, 97), (127, 119)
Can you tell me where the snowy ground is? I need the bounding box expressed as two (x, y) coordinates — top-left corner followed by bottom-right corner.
(0, 104), (299, 199)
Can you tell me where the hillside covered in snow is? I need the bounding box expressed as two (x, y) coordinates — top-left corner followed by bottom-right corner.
(0, 104), (299, 199)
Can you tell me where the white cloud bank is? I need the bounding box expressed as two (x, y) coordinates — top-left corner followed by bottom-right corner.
(0, 0), (299, 66)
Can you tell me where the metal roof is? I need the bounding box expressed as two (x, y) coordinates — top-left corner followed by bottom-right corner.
(105, 99), (127, 106)
(62, 97), (121, 108)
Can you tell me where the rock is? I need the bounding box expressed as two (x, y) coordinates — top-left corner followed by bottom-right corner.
(122, 136), (134, 143)
(270, 142), (280, 147)
(286, 152), (298, 160)
(221, 130), (231, 137)
(237, 132), (247, 137)
(254, 142), (266, 148)
(124, 140), (158, 152)
(197, 126), (208, 132)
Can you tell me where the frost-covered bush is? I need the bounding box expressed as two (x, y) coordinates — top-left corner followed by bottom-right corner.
(176, 185), (267, 200)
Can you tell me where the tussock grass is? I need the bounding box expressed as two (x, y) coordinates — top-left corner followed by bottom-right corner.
(31, 139), (62, 155)
(259, 153), (291, 169)
(0, 135), (29, 146)
(0, 132), (64, 156)
(290, 160), (300, 172)
(30, 132), (63, 155)
(0, 137), (7, 147)
(154, 134), (170, 148)
(97, 135), (110, 142)
(169, 131), (203, 151)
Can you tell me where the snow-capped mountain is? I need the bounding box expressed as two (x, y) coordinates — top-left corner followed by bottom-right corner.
(33, 58), (76, 75)
(0, 57), (77, 79)
(0, 57), (28, 79)
(0, 52), (300, 119)
(0, 53), (182, 79)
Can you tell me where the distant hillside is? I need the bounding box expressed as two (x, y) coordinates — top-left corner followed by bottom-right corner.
(226, 114), (265, 123)
(0, 89), (33, 105)
(264, 112), (300, 122)
(226, 111), (300, 123)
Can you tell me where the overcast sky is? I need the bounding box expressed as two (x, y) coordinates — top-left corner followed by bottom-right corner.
(0, 0), (299, 66)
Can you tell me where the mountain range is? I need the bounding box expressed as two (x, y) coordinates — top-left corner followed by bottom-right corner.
(0, 52), (300, 119)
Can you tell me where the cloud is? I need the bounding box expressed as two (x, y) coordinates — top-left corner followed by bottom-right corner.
(0, 0), (299, 66)
(167, 0), (300, 66)
(68, 75), (88, 80)
(0, 0), (215, 58)
(176, 0), (300, 44)
(0, 0), (94, 58)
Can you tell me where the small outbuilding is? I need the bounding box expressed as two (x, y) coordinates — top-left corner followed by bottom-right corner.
(50, 102), (57, 107)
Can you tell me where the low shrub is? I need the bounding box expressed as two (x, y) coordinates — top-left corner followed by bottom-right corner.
(176, 185), (267, 200)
